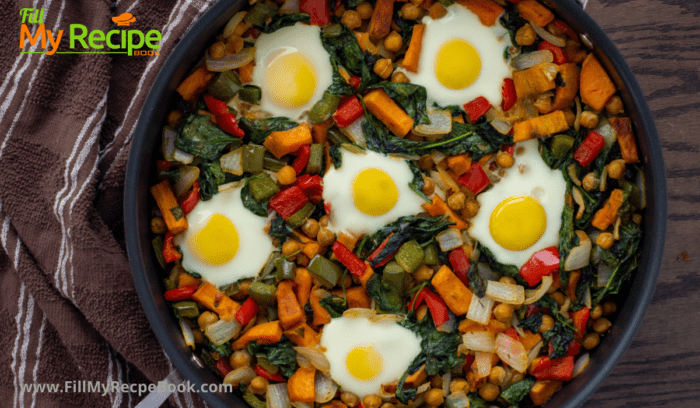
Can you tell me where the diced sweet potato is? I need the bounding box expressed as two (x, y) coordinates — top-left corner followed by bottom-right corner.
(609, 117), (640, 163)
(364, 89), (414, 138)
(232, 321), (283, 349)
(580, 53), (616, 112)
(431, 265), (473, 315)
(512, 110), (569, 142)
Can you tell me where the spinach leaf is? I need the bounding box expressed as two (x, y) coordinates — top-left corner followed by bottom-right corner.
(204, 341), (231, 358)
(408, 161), (430, 202)
(261, 13), (310, 33)
(328, 58), (354, 96)
(269, 213), (294, 240)
(329, 143), (366, 169)
(593, 142), (622, 177)
(536, 295), (577, 359)
(467, 393), (489, 408)
(321, 24), (374, 92)
(198, 160), (226, 201)
(241, 177), (268, 217)
(393, 10), (416, 44)
(199, 350), (218, 373)
(561, 164), (604, 230)
(320, 295), (348, 318)
(501, 377), (536, 407)
(500, 3), (535, 54)
(478, 243), (521, 279)
(367, 82), (430, 125)
(365, 273), (404, 314)
(176, 114), (238, 161)
(239, 117), (299, 144)
(467, 262), (488, 298)
(538, 127), (582, 170)
(346, 0), (365, 8)
(557, 191), (578, 287)
(160, 168), (180, 181)
(592, 222), (642, 306)
(248, 339), (298, 378)
(433, 102), (463, 117)
(518, 311), (543, 333)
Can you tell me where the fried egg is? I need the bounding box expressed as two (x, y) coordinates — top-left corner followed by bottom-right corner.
(399, 4), (512, 107)
(251, 23), (333, 120)
(322, 148), (427, 236)
(174, 185), (274, 287)
(320, 312), (422, 398)
(469, 139), (566, 268)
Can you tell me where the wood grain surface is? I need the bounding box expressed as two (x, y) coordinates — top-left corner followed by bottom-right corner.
(582, 0), (700, 406)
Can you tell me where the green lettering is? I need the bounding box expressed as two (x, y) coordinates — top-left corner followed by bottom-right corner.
(127, 30), (144, 56)
(106, 30), (120, 49)
(145, 30), (162, 49)
(88, 30), (105, 49)
(70, 24), (88, 49)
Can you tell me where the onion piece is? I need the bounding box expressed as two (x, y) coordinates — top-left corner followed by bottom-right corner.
(485, 280), (525, 305)
(444, 391), (469, 408)
(342, 307), (375, 319)
(339, 116), (367, 147)
(574, 96), (582, 131)
(377, 41), (395, 60)
(294, 347), (331, 374)
(572, 186), (585, 220)
(279, 0), (300, 14)
(512, 50), (553, 70)
(204, 318), (242, 346)
(223, 366), (256, 387)
(218, 180), (244, 192)
(531, 23), (567, 47)
(573, 353), (590, 378)
(583, 285), (592, 309)
(220, 147), (244, 175)
(430, 150), (447, 164)
(495, 333), (528, 373)
(526, 341), (544, 364)
(162, 127), (177, 161)
(223, 11), (247, 38)
(173, 165), (200, 197)
(475, 351), (493, 378)
(599, 166), (608, 191)
(524, 275), (553, 305)
(173, 148), (194, 165)
(597, 263), (614, 288)
(314, 371), (338, 403)
(267, 383), (291, 408)
(180, 320), (195, 350)
(206, 47), (256, 72)
(491, 118), (512, 135)
(594, 116), (617, 149)
(429, 170), (449, 192)
(466, 295), (495, 325)
(291, 402), (313, 408)
(565, 231), (592, 271)
(462, 331), (496, 353)
(568, 163), (582, 186)
(441, 373), (451, 397)
(437, 166), (461, 193)
(414, 111), (452, 136)
(437, 310), (456, 333)
(436, 228), (463, 252)
(522, 97), (540, 120)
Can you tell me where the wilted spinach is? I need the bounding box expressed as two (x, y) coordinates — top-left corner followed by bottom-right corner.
(328, 58), (354, 96)
(269, 213), (294, 240)
(408, 161), (430, 202)
(241, 177), (268, 217)
(321, 23), (374, 92)
(176, 114), (239, 160)
(320, 295), (348, 318)
(592, 222), (642, 306)
(557, 192), (578, 287)
(239, 117), (299, 144)
(261, 13), (310, 33)
(198, 160), (226, 201)
(248, 339), (298, 378)
(478, 243), (521, 280)
(467, 262), (488, 298)
(518, 311), (543, 333)
(364, 273), (404, 314)
(366, 216), (453, 267)
(501, 377), (536, 407)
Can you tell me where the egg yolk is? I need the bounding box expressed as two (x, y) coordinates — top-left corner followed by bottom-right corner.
(264, 50), (317, 108)
(352, 168), (399, 216)
(192, 214), (240, 265)
(346, 345), (383, 381)
(435, 39), (481, 90)
(489, 196), (546, 251)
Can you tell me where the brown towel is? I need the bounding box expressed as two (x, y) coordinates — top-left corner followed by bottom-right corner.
(0, 0), (221, 407)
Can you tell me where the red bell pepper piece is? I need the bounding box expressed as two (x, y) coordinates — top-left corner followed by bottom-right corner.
(574, 132), (605, 167)
(464, 354), (476, 372)
(458, 162), (491, 195)
(215, 358), (233, 378)
(525, 304), (544, 318)
(532, 356), (574, 381)
(463, 96), (491, 123)
(348, 75), (361, 91)
(244, 27), (262, 39)
(367, 234), (396, 268)
(448, 247), (470, 287)
(332, 241), (367, 277)
(538, 41), (567, 65)
(552, 20), (578, 41)
(163, 232), (182, 263)
(157, 160), (173, 175)
(294, 174), (324, 203)
(549, 339), (582, 358)
(269, 186), (308, 219)
(504, 328), (520, 341)
(179, 180), (200, 215)
(204, 95), (229, 116)
(235, 297), (259, 326)
(299, 0), (331, 25)
(571, 307), (590, 339)
(254, 364), (286, 382)
(216, 113), (245, 137)
(333, 96), (364, 127)
(410, 288), (450, 328)
(519, 246), (560, 286)
(164, 285), (197, 301)
(502, 144), (514, 156)
(501, 78), (517, 112)
(291, 145), (311, 175)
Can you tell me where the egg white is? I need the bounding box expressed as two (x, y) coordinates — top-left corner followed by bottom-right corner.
(468, 139), (567, 268)
(320, 314), (422, 398)
(322, 148), (427, 236)
(174, 185), (274, 287)
(399, 4), (512, 108)
(251, 23), (333, 120)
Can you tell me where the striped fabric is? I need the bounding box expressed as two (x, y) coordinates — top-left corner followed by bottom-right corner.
(0, 1), (218, 407)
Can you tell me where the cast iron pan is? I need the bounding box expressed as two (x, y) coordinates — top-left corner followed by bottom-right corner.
(124, 0), (667, 406)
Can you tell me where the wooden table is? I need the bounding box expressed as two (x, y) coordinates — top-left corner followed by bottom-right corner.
(583, 0), (700, 406)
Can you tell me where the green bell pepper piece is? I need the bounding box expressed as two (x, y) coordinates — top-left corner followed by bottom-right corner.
(248, 175), (279, 203)
(152, 235), (165, 269)
(423, 243), (438, 265)
(381, 268), (406, 309)
(395, 240), (424, 273)
(308, 91), (341, 123)
(307, 255), (343, 288)
(263, 153), (289, 172)
(285, 202), (315, 228)
(238, 85), (261, 104)
(551, 134), (575, 160)
(243, 392), (267, 408)
(242, 144), (266, 174)
(275, 258), (297, 282)
(327, 128), (350, 144)
(207, 70), (242, 102)
(249, 281), (277, 306)
(383, 261), (404, 274)
(173, 301), (200, 318)
(243, 2), (279, 26)
(306, 144), (324, 175)
(163, 266), (182, 291)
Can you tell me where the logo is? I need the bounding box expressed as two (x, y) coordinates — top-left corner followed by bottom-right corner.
(19, 8), (162, 56)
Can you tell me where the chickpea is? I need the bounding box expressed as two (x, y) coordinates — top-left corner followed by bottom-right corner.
(167, 110), (183, 128)
(424, 388), (444, 407)
(296, 253), (310, 267)
(493, 303), (513, 323)
(341, 391), (360, 407)
(448, 192), (466, 210)
(341, 10), (362, 30)
(593, 317), (612, 333)
(462, 198), (480, 218)
(302, 218), (320, 239)
(230, 350), (252, 369)
(362, 395), (382, 408)
(151, 216), (167, 234)
(418, 154), (434, 170)
(534, 94), (553, 114)
(249, 376), (269, 395)
(539, 315), (555, 333)
(564, 108), (576, 127)
(380, 404), (396, 408)
(607, 159), (626, 179)
(413, 265), (434, 283)
(496, 151), (515, 168)
(580, 111), (599, 128)
(233, 21), (249, 37)
(590, 304), (603, 320)
(197, 311), (218, 330)
(582, 333), (600, 350)
(208, 41), (226, 59)
(450, 378), (468, 394)
(499, 276), (516, 285)
(319, 215), (330, 227)
(596, 232), (614, 250)
(416, 304), (429, 321)
(282, 239), (302, 256)
(238, 279), (252, 297)
(342, 274), (353, 288)
(422, 176), (435, 196)
(384, 31), (403, 52)
(605, 95), (624, 115)
(633, 213), (642, 225)
(602, 301), (617, 315)
(192, 328), (205, 344)
(515, 24), (537, 46)
(391, 71), (409, 83)
(277, 165), (297, 185)
(428, 2), (447, 19)
(582, 172), (600, 191)
(488, 366), (507, 386)
(317, 228), (336, 246)
(356, 2), (374, 19)
(225, 35), (244, 54)
(335, 4), (346, 17)
(551, 291), (566, 307)
(478, 383), (500, 402)
(430, 374), (443, 389)
(373, 58), (394, 79)
(401, 3), (421, 20)
(547, 21), (566, 37)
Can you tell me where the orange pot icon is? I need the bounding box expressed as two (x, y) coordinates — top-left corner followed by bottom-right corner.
(112, 13), (136, 26)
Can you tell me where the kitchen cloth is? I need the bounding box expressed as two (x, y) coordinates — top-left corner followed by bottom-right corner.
(0, 0), (219, 407)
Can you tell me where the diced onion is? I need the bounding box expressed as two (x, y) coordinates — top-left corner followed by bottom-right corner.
(441, 372), (451, 397)
(206, 47), (256, 72)
(204, 318), (242, 346)
(414, 111), (452, 136)
(444, 391), (469, 408)
(437, 310), (456, 333)
(223, 11), (247, 38)
(314, 371), (338, 403)
(220, 147), (244, 175)
(462, 331), (496, 353)
(430, 150), (447, 164)
(568, 163), (582, 186)
(531, 23), (567, 47)
(223, 366), (256, 387)
(572, 186), (585, 220)
(180, 320), (195, 350)
(475, 351), (493, 378)
(296, 353), (312, 370)
(583, 285), (592, 309)
(495, 333), (528, 373)
(594, 116), (617, 149)
(490, 118), (513, 135)
(279, 0), (300, 14)
(573, 353), (590, 378)
(162, 127), (177, 162)
(291, 402), (313, 408)
(522, 97), (539, 120)
(437, 166), (461, 192)
(173, 147), (194, 164)
(436, 228), (463, 252)
(599, 166), (608, 191)
(511, 50), (553, 70)
(377, 42), (395, 60)
(565, 231), (592, 271)
(598, 263), (614, 288)
(527, 341), (544, 364)
(342, 307), (376, 319)
(294, 347), (331, 374)
(466, 295), (495, 325)
(524, 275), (553, 304)
(485, 280), (525, 305)
(574, 96), (582, 131)
(429, 170), (449, 192)
(339, 116), (367, 147)
(173, 165), (200, 197)
(267, 383), (291, 408)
